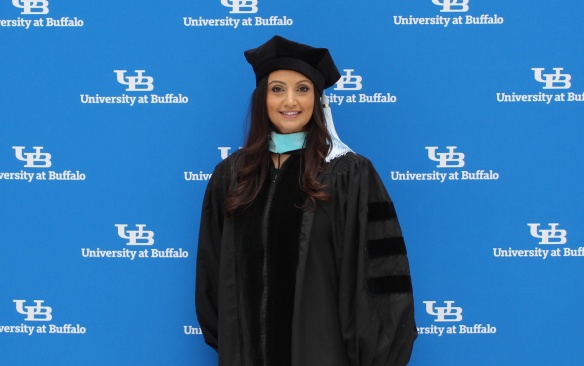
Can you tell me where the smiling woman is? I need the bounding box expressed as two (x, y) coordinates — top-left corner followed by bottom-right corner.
(196, 35), (417, 366)
(266, 70), (315, 134)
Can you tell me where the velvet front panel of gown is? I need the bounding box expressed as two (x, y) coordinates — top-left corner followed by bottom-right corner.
(233, 154), (306, 366)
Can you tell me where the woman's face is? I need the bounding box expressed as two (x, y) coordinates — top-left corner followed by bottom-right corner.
(266, 69), (315, 134)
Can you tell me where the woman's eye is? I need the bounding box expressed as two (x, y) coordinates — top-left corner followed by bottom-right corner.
(271, 86), (284, 93)
(297, 85), (310, 93)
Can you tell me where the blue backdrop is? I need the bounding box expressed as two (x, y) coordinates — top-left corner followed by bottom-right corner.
(1, 0), (583, 365)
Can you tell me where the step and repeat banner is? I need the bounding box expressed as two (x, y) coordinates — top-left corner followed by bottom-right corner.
(1, 0), (583, 365)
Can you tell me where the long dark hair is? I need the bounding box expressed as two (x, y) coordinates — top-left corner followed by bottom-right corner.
(225, 76), (331, 216)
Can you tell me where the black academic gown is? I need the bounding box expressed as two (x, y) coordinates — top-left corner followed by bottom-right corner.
(196, 151), (417, 366)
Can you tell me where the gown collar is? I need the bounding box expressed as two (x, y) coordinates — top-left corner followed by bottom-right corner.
(268, 131), (307, 154)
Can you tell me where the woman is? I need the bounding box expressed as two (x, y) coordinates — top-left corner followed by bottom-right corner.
(196, 35), (416, 366)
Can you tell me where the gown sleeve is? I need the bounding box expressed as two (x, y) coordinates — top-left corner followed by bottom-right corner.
(331, 154), (417, 366)
(195, 159), (230, 351)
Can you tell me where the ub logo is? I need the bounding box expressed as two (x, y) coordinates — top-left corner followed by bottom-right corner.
(528, 223), (567, 245)
(115, 224), (155, 246)
(14, 300), (53, 321)
(334, 69), (363, 91)
(431, 0), (469, 12)
(12, 0), (49, 15)
(13, 146), (52, 168)
(218, 147), (232, 160)
(425, 146), (465, 168)
(532, 68), (571, 90)
(221, 0), (258, 14)
(424, 301), (463, 322)
(114, 70), (154, 92)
